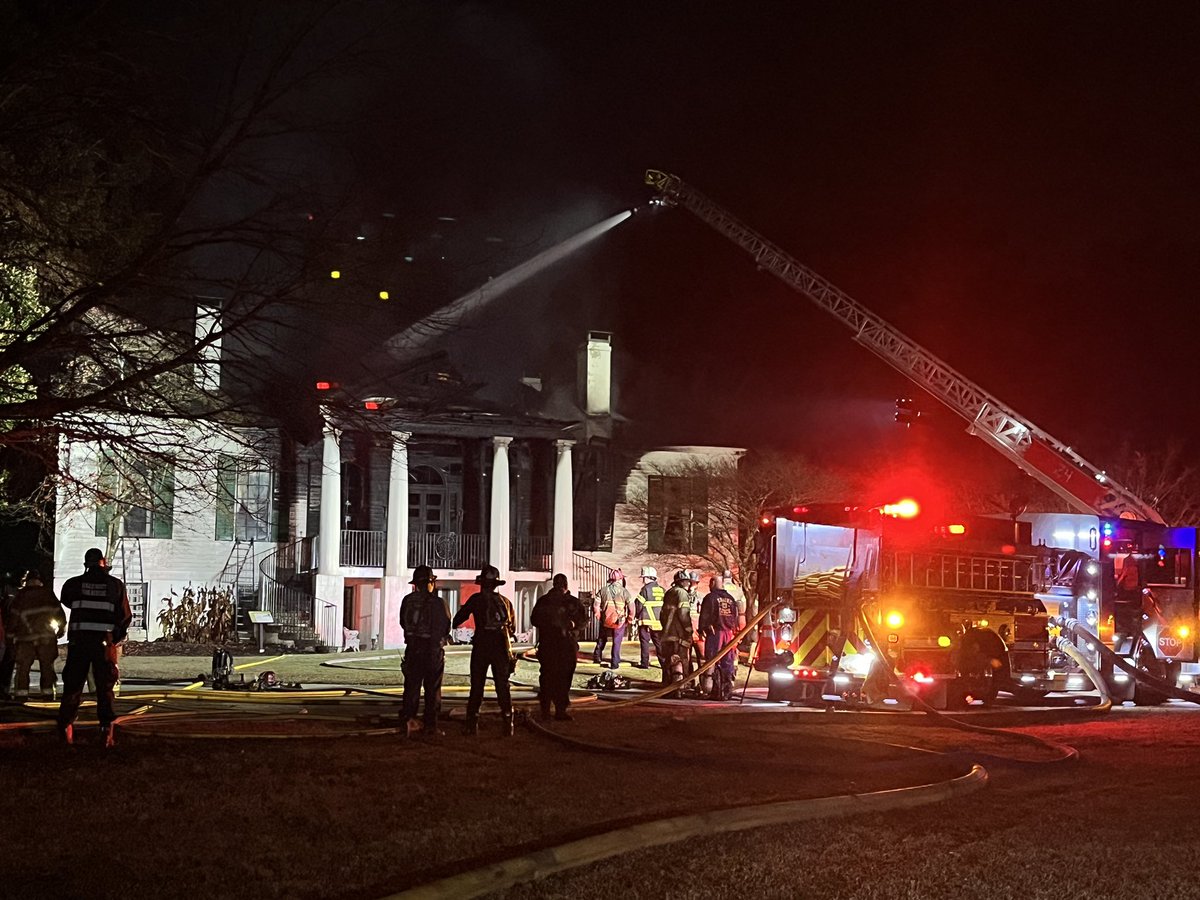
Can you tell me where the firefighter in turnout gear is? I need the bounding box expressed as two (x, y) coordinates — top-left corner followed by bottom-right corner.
(530, 573), (587, 720)
(11, 570), (65, 699)
(634, 566), (664, 669)
(399, 565), (452, 738)
(56, 549), (132, 747)
(592, 569), (632, 668)
(699, 575), (745, 700)
(660, 570), (697, 695)
(454, 565), (518, 736)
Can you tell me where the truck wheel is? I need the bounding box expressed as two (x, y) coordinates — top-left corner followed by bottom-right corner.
(1011, 686), (1049, 705)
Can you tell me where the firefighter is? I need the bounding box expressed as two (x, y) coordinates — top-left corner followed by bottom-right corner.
(634, 566), (664, 669)
(531, 573), (587, 720)
(453, 564), (517, 736)
(592, 568), (632, 669)
(699, 575), (744, 700)
(1113, 551), (1145, 655)
(57, 548), (132, 747)
(660, 570), (697, 696)
(11, 570), (66, 700)
(399, 564), (452, 738)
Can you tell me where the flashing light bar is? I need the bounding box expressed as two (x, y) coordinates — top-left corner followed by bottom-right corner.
(882, 498), (920, 519)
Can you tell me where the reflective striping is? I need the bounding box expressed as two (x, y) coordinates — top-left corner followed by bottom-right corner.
(72, 600), (115, 611)
(70, 621), (112, 632)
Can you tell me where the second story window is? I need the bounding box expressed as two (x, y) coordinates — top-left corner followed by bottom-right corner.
(646, 475), (709, 555)
(216, 455), (272, 541)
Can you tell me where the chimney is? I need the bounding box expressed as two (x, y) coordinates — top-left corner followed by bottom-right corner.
(194, 302), (221, 392)
(577, 331), (612, 416)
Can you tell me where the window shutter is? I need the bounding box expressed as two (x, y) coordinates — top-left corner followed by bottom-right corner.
(215, 455), (236, 541)
(94, 457), (117, 539)
(150, 461), (175, 538)
(646, 475), (665, 553)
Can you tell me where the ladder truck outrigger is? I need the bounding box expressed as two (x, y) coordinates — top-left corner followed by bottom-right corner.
(644, 169), (1199, 705)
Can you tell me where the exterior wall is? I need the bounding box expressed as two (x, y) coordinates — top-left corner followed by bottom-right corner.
(580, 445), (746, 586)
(53, 431), (276, 638)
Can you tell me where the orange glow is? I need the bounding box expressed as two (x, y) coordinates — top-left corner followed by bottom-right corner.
(883, 498), (920, 518)
(947, 524), (966, 535)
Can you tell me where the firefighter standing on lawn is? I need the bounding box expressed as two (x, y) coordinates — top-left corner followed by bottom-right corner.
(530, 573), (587, 720)
(399, 565), (452, 738)
(57, 548), (132, 747)
(592, 569), (632, 669)
(660, 570), (697, 695)
(634, 566), (664, 669)
(698, 574), (745, 700)
(454, 564), (518, 737)
(11, 570), (66, 700)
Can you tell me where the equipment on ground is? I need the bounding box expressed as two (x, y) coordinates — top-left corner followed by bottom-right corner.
(208, 649), (301, 691)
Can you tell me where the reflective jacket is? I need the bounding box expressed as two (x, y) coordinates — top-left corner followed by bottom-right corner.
(636, 582), (665, 630)
(660, 585), (694, 645)
(593, 581), (633, 627)
(10, 585), (65, 642)
(61, 568), (132, 643)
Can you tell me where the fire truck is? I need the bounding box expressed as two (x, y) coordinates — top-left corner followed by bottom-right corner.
(645, 169), (1200, 703)
(755, 501), (1069, 707)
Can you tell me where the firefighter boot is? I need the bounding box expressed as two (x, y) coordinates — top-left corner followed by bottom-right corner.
(538, 697), (551, 720)
(59, 723), (74, 746)
(101, 727), (115, 749)
(501, 713), (515, 737)
(463, 715), (478, 736)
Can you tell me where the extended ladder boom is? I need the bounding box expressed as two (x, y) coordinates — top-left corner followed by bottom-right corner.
(646, 169), (1163, 524)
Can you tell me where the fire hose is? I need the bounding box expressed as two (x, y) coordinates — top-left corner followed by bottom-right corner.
(1053, 615), (1200, 706)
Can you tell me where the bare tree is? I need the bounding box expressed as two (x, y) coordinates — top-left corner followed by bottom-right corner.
(0, 1), (396, 526)
(1109, 440), (1200, 526)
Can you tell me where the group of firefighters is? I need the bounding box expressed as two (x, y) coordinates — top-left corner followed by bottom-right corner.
(0, 548), (133, 748)
(397, 562), (749, 739)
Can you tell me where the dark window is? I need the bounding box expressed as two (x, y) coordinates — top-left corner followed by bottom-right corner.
(95, 456), (175, 540)
(646, 475), (709, 555)
(215, 455), (272, 541)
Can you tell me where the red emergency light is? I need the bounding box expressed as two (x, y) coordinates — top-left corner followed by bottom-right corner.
(882, 498), (921, 519)
(364, 401), (380, 410)
(315, 381), (341, 391)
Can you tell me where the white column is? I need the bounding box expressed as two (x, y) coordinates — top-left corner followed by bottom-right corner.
(552, 439), (574, 577)
(315, 418), (345, 647)
(380, 430), (411, 650)
(385, 431), (411, 577)
(489, 436), (513, 584)
(318, 420), (342, 575)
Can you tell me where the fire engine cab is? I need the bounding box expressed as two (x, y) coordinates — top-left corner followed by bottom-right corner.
(756, 501), (1070, 708)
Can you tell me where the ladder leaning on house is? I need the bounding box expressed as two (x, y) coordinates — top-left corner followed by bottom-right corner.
(215, 539), (258, 637)
(110, 537), (144, 586)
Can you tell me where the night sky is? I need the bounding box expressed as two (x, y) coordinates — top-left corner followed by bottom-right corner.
(324, 2), (1200, 480)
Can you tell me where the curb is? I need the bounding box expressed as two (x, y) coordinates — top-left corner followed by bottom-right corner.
(383, 763), (988, 900)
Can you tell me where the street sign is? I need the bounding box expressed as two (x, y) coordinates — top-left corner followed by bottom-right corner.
(248, 610), (274, 624)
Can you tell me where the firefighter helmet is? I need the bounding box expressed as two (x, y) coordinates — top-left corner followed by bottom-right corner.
(641, 566), (658, 579)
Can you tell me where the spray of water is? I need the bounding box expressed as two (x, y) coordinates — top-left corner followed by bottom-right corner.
(386, 209), (633, 361)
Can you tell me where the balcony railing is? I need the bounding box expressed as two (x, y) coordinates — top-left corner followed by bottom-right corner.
(341, 530), (386, 568)
(511, 536), (552, 572)
(408, 532), (487, 571)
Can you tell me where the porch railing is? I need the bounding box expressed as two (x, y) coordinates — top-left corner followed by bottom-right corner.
(511, 536), (552, 572)
(408, 532), (487, 570)
(341, 530), (386, 568)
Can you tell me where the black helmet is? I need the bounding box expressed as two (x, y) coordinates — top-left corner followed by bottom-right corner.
(410, 565), (436, 585)
(84, 548), (107, 569)
(474, 564), (505, 586)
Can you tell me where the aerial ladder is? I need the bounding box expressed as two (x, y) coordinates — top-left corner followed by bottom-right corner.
(644, 169), (1164, 525)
